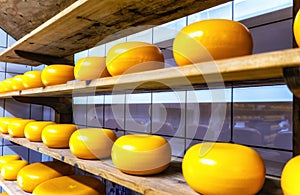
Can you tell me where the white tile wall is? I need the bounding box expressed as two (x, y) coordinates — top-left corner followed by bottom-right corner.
(127, 29), (153, 43)
(0, 28), (6, 48)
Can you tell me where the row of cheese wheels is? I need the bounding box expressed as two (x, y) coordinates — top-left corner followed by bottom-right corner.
(0, 117), (299, 194)
(0, 156), (105, 194)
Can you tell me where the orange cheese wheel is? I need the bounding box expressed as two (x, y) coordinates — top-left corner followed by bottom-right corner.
(24, 121), (55, 142)
(22, 71), (44, 89)
(106, 42), (164, 76)
(281, 155), (300, 195)
(69, 128), (117, 159)
(0, 155), (21, 169)
(11, 75), (26, 91)
(1, 160), (28, 180)
(0, 192), (8, 195)
(17, 161), (75, 192)
(111, 134), (171, 175)
(32, 175), (106, 195)
(41, 65), (75, 86)
(8, 119), (35, 138)
(294, 9), (300, 47)
(0, 117), (21, 134)
(42, 124), (78, 148)
(173, 19), (253, 66)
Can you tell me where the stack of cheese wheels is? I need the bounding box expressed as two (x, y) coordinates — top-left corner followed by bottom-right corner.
(24, 121), (55, 142)
(69, 128), (117, 159)
(0, 117), (21, 134)
(22, 71), (44, 89)
(42, 124), (77, 148)
(8, 119), (35, 138)
(111, 134), (171, 175)
(106, 42), (164, 76)
(0, 155), (21, 169)
(32, 175), (106, 195)
(41, 65), (74, 86)
(173, 19), (253, 66)
(1, 160), (28, 180)
(182, 142), (265, 194)
(17, 161), (75, 192)
(74, 57), (110, 81)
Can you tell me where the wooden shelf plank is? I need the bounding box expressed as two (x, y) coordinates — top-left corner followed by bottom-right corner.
(0, 0), (230, 66)
(0, 133), (197, 195)
(0, 48), (299, 98)
(0, 177), (30, 195)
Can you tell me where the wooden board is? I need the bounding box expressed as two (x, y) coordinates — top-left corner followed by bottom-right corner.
(0, 48), (299, 98)
(0, 0), (230, 66)
(0, 134), (197, 195)
(0, 176), (30, 195)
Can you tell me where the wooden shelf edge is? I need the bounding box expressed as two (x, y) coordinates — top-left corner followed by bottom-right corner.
(0, 177), (30, 195)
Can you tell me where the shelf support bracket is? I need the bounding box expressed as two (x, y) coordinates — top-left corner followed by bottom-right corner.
(12, 96), (73, 124)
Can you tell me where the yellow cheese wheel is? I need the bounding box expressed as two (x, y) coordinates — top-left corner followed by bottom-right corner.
(1, 78), (13, 92)
(8, 119), (35, 138)
(42, 124), (78, 148)
(22, 71), (44, 89)
(32, 175), (106, 195)
(74, 57), (110, 81)
(69, 128), (117, 159)
(182, 142), (265, 194)
(0, 117), (21, 134)
(24, 121), (55, 142)
(41, 65), (75, 86)
(0, 192), (8, 195)
(281, 155), (300, 195)
(1, 160), (28, 180)
(11, 75), (26, 91)
(17, 161), (75, 192)
(111, 134), (171, 175)
(173, 19), (253, 66)
(0, 155), (21, 169)
(106, 42), (164, 76)
(294, 9), (300, 47)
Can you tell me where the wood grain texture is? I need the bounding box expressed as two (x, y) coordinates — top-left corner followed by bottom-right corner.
(0, 0), (230, 66)
(0, 176), (30, 195)
(0, 0), (77, 40)
(0, 48), (299, 98)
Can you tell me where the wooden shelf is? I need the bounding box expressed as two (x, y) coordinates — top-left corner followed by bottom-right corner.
(0, 48), (299, 98)
(0, 177), (30, 195)
(0, 0), (229, 66)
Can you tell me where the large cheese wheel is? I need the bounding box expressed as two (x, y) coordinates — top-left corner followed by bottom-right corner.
(42, 124), (78, 148)
(294, 9), (300, 47)
(106, 42), (164, 76)
(41, 65), (74, 86)
(173, 19), (253, 66)
(281, 155), (300, 195)
(0, 155), (21, 169)
(74, 57), (110, 81)
(182, 142), (265, 194)
(111, 134), (171, 175)
(17, 161), (75, 192)
(22, 71), (44, 89)
(8, 119), (35, 138)
(0, 117), (21, 134)
(1, 160), (28, 180)
(24, 121), (55, 142)
(69, 128), (117, 159)
(32, 175), (106, 195)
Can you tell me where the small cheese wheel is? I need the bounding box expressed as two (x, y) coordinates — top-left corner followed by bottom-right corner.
(42, 124), (78, 148)
(11, 75), (26, 91)
(17, 161), (75, 192)
(8, 119), (35, 138)
(24, 121), (55, 142)
(0, 117), (21, 134)
(74, 57), (110, 80)
(41, 65), (75, 86)
(0, 155), (21, 169)
(22, 71), (44, 89)
(32, 175), (106, 195)
(1, 160), (28, 180)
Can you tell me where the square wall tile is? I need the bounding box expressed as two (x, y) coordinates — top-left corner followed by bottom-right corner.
(0, 28), (7, 48)
(28, 150), (42, 163)
(3, 145), (28, 160)
(87, 95), (104, 128)
(206, 2), (233, 20)
(127, 29), (153, 44)
(0, 99), (4, 117)
(41, 154), (53, 162)
(152, 91), (185, 137)
(89, 45), (106, 57)
(0, 62), (6, 72)
(6, 63), (31, 74)
(125, 93), (151, 133)
(7, 35), (16, 47)
(168, 137), (185, 157)
(4, 98), (30, 118)
(153, 17), (186, 44)
(104, 94), (125, 130)
(30, 104), (44, 121)
(73, 96), (87, 126)
(43, 107), (53, 121)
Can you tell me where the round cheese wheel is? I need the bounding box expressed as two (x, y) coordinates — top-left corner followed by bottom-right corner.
(11, 75), (26, 91)
(22, 71), (44, 89)
(42, 124), (78, 148)
(41, 65), (74, 86)
(8, 119), (35, 138)
(24, 121), (55, 142)
(281, 155), (300, 195)
(0, 155), (21, 169)
(17, 161), (75, 192)
(1, 160), (28, 180)
(69, 128), (117, 159)
(32, 175), (105, 195)
(111, 134), (171, 175)
(0, 117), (21, 134)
